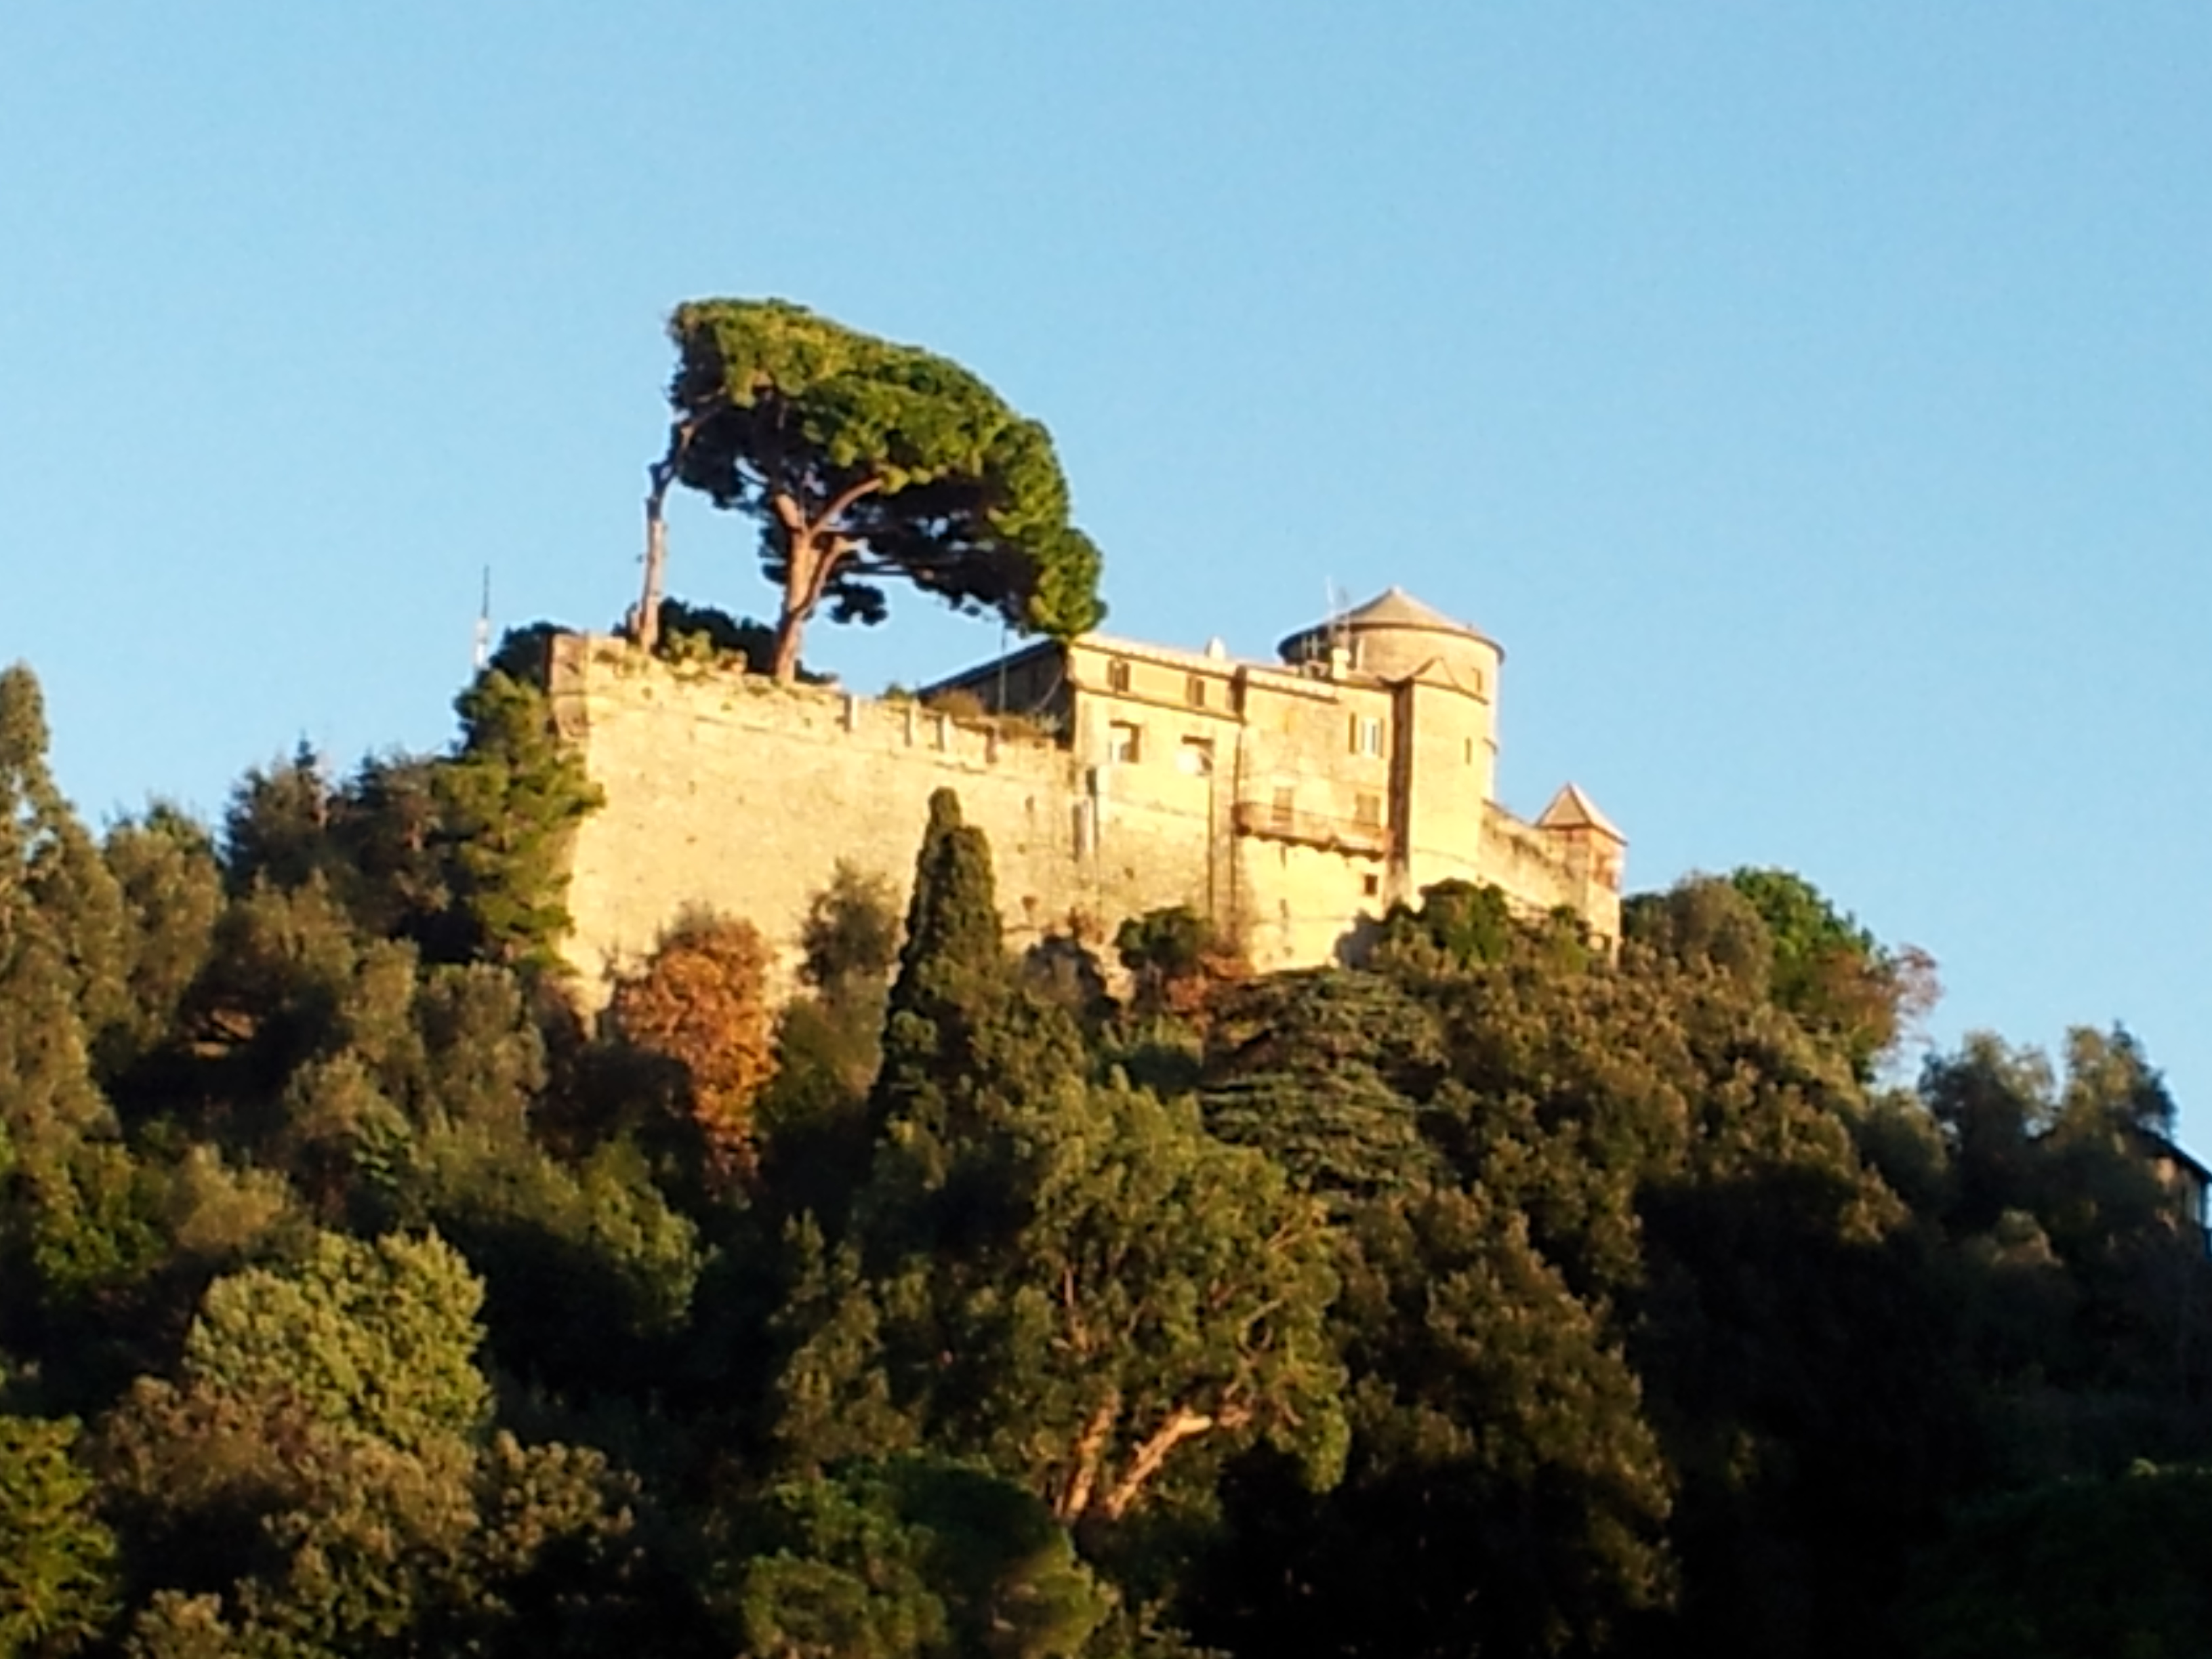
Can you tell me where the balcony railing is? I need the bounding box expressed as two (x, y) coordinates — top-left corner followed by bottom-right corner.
(1232, 800), (1391, 857)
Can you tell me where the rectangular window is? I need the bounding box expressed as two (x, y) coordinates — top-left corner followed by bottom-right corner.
(1177, 737), (1215, 776)
(1271, 785), (1296, 830)
(1186, 673), (1208, 708)
(1107, 721), (1142, 764)
(1353, 792), (1384, 826)
(1350, 714), (1385, 757)
(1107, 657), (1131, 693)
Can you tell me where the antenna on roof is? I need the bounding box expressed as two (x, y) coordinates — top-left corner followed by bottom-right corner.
(1325, 578), (1351, 659)
(472, 566), (493, 672)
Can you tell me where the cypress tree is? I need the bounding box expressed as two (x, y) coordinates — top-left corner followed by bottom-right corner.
(857, 790), (1086, 1273)
(890, 790), (1001, 1018)
(874, 789), (1006, 1144)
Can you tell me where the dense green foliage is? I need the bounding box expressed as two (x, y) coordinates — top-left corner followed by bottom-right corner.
(0, 1415), (117, 1654)
(3, 652), (2209, 1657)
(640, 298), (1106, 679)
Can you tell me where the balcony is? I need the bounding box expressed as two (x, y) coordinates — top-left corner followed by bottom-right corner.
(1232, 800), (1391, 858)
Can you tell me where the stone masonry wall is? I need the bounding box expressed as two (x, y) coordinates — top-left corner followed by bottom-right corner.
(1479, 802), (1622, 942)
(548, 637), (1214, 1008)
(547, 636), (1618, 1006)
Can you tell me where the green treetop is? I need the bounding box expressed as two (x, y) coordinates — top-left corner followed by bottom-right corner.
(181, 1229), (492, 1454)
(873, 788), (1023, 1151)
(1725, 867), (1938, 1079)
(0, 1414), (118, 1655)
(633, 299), (1105, 678)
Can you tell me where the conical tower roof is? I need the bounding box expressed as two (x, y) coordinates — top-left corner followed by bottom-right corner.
(1340, 588), (1482, 634)
(1537, 783), (1625, 842)
(1277, 586), (1499, 664)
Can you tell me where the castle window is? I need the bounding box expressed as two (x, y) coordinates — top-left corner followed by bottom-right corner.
(1362, 874), (1381, 898)
(1107, 721), (1142, 764)
(1177, 737), (1215, 776)
(1464, 737), (1475, 764)
(1107, 657), (1132, 693)
(1350, 714), (1386, 757)
(1270, 785), (1296, 830)
(1353, 792), (1384, 827)
(1186, 674), (1208, 708)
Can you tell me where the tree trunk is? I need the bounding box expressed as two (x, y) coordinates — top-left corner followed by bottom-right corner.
(766, 478), (882, 683)
(769, 494), (819, 683)
(767, 515), (852, 684)
(771, 536), (815, 682)
(634, 477), (670, 653)
(632, 432), (689, 655)
(768, 614), (804, 681)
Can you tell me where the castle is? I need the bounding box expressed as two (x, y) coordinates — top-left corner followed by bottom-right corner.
(545, 588), (1624, 1000)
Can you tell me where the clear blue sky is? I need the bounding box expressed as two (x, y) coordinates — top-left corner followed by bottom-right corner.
(3, 5), (2207, 1133)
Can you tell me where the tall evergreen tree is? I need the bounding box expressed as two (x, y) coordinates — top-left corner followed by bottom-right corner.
(220, 743), (334, 898)
(0, 666), (129, 1060)
(435, 667), (603, 974)
(873, 787), (1043, 1157)
(0, 667), (142, 1319)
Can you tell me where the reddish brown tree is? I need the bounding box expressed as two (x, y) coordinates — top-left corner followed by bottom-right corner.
(612, 914), (779, 1180)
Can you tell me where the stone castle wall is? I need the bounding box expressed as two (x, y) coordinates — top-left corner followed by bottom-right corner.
(546, 636), (1615, 1004)
(548, 636), (1216, 1006)
(1479, 804), (1589, 918)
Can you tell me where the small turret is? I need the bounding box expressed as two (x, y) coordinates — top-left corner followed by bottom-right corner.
(1537, 783), (1626, 941)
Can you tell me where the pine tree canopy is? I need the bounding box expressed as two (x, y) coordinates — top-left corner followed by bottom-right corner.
(634, 299), (1105, 679)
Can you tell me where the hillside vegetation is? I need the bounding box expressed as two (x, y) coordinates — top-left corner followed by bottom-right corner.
(2, 650), (2207, 1659)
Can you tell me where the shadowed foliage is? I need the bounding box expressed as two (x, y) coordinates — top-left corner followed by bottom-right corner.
(0, 650), (2207, 1659)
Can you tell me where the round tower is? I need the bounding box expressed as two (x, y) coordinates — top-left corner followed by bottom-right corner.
(1276, 586), (1502, 694)
(1278, 588), (1503, 897)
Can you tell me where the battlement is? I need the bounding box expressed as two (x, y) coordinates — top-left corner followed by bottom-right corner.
(552, 629), (1078, 762)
